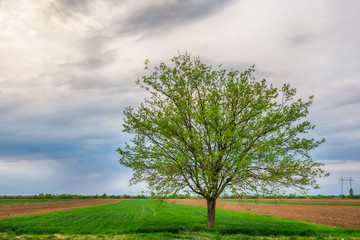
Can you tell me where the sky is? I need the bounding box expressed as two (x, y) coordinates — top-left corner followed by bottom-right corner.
(0, 0), (359, 196)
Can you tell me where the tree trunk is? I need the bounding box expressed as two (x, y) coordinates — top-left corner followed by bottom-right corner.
(206, 197), (216, 227)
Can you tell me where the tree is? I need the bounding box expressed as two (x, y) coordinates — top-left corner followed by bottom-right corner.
(118, 53), (328, 227)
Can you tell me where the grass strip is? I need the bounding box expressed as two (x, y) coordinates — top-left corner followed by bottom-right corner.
(0, 199), (359, 239)
(223, 199), (360, 206)
(2, 232), (360, 240)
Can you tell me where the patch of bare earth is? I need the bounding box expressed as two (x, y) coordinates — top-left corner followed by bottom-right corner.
(0, 199), (124, 218)
(166, 199), (360, 229)
(242, 198), (360, 205)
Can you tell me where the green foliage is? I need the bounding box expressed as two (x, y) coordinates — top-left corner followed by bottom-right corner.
(0, 200), (359, 239)
(349, 188), (354, 197)
(118, 53), (328, 200)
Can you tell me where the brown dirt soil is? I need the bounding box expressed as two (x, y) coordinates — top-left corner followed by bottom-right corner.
(0, 199), (124, 218)
(166, 199), (360, 229)
(238, 198), (360, 205)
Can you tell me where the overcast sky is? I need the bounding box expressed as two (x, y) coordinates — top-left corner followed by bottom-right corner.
(0, 0), (359, 196)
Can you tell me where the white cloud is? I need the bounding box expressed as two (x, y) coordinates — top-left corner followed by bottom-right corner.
(105, 172), (148, 195)
(0, 158), (60, 179)
(322, 160), (360, 171)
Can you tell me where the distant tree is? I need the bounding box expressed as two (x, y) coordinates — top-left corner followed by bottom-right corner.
(38, 193), (45, 199)
(350, 188), (354, 197)
(118, 53), (328, 227)
(122, 194), (131, 199)
(45, 193), (53, 199)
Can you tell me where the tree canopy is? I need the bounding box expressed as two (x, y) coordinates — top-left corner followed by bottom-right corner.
(118, 53), (328, 227)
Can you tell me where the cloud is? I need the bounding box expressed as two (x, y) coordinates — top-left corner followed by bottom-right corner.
(58, 50), (117, 73)
(43, 0), (92, 25)
(54, 0), (90, 11)
(287, 33), (321, 46)
(0, 0), (360, 196)
(119, 0), (235, 35)
(322, 160), (360, 171)
(0, 156), (141, 195)
(306, 160), (360, 195)
(0, 158), (58, 194)
(103, 172), (148, 195)
(0, 158), (60, 179)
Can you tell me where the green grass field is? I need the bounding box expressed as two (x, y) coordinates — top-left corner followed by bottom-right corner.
(0, 199), (359, 239)
(223, 199), (360, 206)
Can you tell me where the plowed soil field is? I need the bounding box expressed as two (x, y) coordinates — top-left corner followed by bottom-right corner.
(166, 199), (360, 229)
(238, 199), (360, 204)
(0, 199), (124, 218)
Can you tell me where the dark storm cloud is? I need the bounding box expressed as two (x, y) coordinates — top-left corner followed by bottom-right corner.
(120, 0), (236, 34)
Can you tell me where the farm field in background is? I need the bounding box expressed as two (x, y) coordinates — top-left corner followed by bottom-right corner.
(0, 199), (83, 205)
(0, 199), (123, 218)
(167, 199), (360, 229)
(0, 199), (360, 239)
(224, 199), (360, 206)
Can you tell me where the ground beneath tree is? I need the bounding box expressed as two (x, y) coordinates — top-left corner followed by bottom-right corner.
(166, 199), (360, 229)
(0, 199), (124, 218)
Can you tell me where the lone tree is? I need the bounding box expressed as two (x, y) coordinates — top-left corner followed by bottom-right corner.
(118, 53), (328, 227)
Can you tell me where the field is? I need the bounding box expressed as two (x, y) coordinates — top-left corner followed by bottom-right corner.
(0, 199), (123, 218)
(167, 199), (360, 229)
(224, 199), (360, 206)
(0, 199), (360, 239)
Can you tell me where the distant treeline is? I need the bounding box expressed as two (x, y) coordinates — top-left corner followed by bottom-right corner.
(1, 193), (359, 200)
(0, 193), (148, 199)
